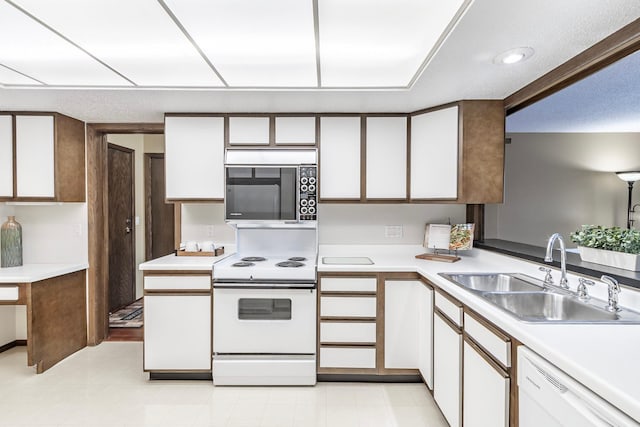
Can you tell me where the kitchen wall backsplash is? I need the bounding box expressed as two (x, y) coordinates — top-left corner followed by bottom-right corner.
(318, 204), (466, 245)
(180, 203), (466, 246)
(0, 203), (88, 264)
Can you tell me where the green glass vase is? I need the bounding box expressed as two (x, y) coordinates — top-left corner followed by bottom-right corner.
(1, 216), (23, 268)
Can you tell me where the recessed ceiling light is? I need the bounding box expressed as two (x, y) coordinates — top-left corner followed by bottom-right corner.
(493, 47), (534, 65)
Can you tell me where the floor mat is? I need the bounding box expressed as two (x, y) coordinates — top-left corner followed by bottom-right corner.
(109, 299), (143, 328)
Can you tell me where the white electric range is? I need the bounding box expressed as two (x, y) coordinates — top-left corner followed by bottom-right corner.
(212, 224), (318, 386)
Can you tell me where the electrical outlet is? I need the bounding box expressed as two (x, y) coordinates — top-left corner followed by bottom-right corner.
(207, 225), (215, 237)
(385, 225), (403, 238)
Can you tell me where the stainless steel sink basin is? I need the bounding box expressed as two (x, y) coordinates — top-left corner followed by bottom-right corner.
(482, 292), (640, 323)
(439, 273), (546, 293)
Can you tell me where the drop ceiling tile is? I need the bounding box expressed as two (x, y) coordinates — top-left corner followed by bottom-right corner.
(0, 64), (42, 86)
(163, 0), (317, 87)
(0, 1), (132, 86)
(319, 0), (467, 87)
(11, 0), (224, 87)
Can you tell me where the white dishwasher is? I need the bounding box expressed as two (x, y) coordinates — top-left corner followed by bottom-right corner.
(518, 347), (639, 427)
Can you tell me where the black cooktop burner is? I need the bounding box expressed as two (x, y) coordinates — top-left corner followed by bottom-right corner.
(288, 257), (307, 262)
(241, 256), (266, 262)
(276, 261), (305, 268)
(232, 261), (255, 267)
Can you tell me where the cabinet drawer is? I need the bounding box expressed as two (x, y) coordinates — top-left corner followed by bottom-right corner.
(464, 313), (511, 367)
(320, 296), (377, 318)
(144, 275), (211, 291)
(320, 277), (376, 292)
(0, 286), (19, 301)
(435, 291), (463, 327)
(320, 347), (376, 369)
(320, 322), (376, 344)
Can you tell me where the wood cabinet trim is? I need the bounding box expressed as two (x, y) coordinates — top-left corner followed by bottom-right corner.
(320, 342), (376, 347)
(464, 308), (511, 343)
(435, 308), (462, 333)
(144, 270), (212, 277)
(464, 336), (509, 379)
(434, 287), (463, 308)
(320, 318), (376, 324)
(143, 290), (211, 296)
(320, 291), (377, 297)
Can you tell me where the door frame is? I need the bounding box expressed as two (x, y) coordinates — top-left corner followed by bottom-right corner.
(144, 152), (175, 261)
(107, 142), (136, 312)
(86, 123), (164, 345)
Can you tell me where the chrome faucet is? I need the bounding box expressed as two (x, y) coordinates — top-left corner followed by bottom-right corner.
(600, 275), (622, 312)
(544, 233), (569, 289)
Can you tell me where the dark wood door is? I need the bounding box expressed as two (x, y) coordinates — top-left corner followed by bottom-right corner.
(108, 144), (136, 313)
(145, 154), (175, 260)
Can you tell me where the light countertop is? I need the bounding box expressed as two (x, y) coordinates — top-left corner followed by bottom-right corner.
(139, 248), (234, 271)
(0, 263), (89, 283)
(318, 244), (640, 422)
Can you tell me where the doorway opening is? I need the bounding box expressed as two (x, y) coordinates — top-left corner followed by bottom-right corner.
(87, 124), (174, 345)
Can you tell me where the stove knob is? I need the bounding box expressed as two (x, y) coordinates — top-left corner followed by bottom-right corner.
(301, 206), (309, 214)
(308, 206), (316, 215)
(308, 198), (316, 207)
(301, 177), (309, 185)
(300, 199), (308, 206)
(309, 177), (316, 185)
(308, 184), (316, 193)
(300, 184), (308, 192)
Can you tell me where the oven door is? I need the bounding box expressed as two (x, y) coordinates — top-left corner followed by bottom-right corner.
(213, 287), (316, 354)
(225, 166), (298, 221)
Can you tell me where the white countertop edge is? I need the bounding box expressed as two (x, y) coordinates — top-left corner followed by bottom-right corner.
(139, 250), (235, 271)
(0, 263), (89, 283)
(317, 244), (640, 422)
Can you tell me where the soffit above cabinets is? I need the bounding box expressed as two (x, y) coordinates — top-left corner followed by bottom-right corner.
(0, 0), (469, 89)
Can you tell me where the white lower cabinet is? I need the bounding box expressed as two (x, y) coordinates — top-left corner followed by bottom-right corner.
(144, 294), (211, 371)
(434, 311), (462, 427)
(463, 339), (510, 427)
(384, 280), (422, 369)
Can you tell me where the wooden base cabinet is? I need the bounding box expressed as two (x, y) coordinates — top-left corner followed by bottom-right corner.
(434, 311), (462, 427)
(143, 274), (212, 372)
(463, 339), (510, 427)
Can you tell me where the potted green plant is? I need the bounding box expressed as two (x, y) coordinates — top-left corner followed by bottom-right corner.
(570, 225), (640, 271)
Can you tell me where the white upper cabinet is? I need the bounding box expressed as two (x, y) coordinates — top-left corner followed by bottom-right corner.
(0, 115), (13, 198)
(229, 116), (270, 145)
(320, 116), (361, 200)
(15, 115), (55, 198)
(275, 117), (316, 145)
(410, 106), (459, 199)
(366, 116), (407, 199)
(165, 116), (225, 200)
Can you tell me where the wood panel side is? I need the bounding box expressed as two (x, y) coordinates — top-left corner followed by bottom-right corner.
(54, 114), (86, 202)
(86, 124), (109, 345)
(459, 101), (505, 204)
(28, 270), (87, 373)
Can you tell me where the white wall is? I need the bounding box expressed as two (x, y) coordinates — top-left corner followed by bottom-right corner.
(319, 204), (466, 245)
(179, 203), (466, 247)
(485, 133), (640, 247)
(106, 134), (164, 299)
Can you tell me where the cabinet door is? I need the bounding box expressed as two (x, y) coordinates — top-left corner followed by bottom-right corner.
(15, 115), (55, 198)
(275, 116), (316, 145)
(0, 115), (13, 198)
(320, 117), (361, 200)
(165, 116), (224, 200)
(144, 294), (211, 370)
(418, 284), (434, 388)
(434, 312), (462, 427)
(384, 280), (420, 369)
(366, 116), (407, 199)
(410, 106), (458, 199)
(229, 116), (270, 145)
(463, 340), (509, 427)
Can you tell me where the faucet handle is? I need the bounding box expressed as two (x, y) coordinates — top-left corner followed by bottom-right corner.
(538, 266), (553, 285)
(600, 275), (622, 312)
(577, 278), (596, 301)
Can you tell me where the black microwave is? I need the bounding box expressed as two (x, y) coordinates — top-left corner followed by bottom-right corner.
(224, 150), (317, 222)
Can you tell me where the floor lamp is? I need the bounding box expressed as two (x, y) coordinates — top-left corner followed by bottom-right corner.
(616, 171), (640, 228)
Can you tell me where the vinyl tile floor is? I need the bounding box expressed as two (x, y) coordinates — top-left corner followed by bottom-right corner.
(0, 343), (448, 427)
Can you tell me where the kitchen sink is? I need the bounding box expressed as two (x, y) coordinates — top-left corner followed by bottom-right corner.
(439, 272), (546, 293)
(439, 272), (640, 324)
(482, 291), (640, 323)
